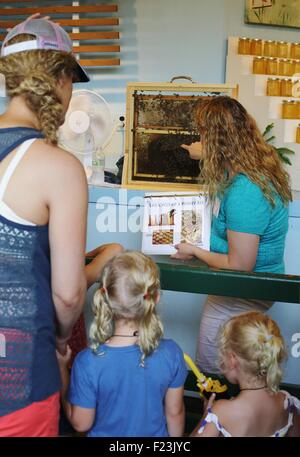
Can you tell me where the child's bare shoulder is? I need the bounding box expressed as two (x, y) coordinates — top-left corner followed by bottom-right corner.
(211, 396), (248, 419)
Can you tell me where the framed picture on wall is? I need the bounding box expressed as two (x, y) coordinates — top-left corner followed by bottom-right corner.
(245, 0), (300, 28)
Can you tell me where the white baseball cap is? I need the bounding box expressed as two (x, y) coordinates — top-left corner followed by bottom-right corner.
(1, 18), (89, 83)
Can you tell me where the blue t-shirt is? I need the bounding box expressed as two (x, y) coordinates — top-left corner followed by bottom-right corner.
(210, 174), (288, 273)
(68, 338), (187, 437)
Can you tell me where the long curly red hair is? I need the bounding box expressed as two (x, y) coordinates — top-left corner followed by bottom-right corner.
(196, 96), (292, 206)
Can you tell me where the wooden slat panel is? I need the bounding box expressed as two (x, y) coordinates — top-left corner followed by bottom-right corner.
(0, 3), (120, 69)
(69, 31), (119, 40)
(79, 58), (120, 67)
(73, 45), (120, 53)
(0, 31), (119, 40)
(0, 5), (118, 15)
(0, 18), (119, 29)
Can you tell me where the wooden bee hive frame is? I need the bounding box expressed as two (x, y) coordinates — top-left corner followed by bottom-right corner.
(122, 82), (238, 191)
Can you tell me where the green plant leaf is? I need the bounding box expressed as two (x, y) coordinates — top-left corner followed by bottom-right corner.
(265, 135), (276, 143)
(262, 123), (274, 137)
(262, 124), (295, 166)
(280, 156), (292, 166)
(276, 147), (295, 155)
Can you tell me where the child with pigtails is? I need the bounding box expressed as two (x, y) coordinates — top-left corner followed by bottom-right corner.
(57, 251), (187, 437)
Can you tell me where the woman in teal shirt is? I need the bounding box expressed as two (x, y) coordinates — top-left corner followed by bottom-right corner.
(172, 96), (292, 374)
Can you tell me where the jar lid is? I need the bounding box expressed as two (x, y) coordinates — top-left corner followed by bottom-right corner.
(278, 41), (288, 44)
(283, 78), (292, 81)
(253, 38), (262, 41)
(266, 57), (276, 60)
(268, 77), (279, 80)
(283, 99), (298, 103)
(240, 37), (250, 40)
(279, 58), (289, 62)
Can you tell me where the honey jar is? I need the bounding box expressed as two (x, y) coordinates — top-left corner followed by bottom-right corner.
(282, 100), (299, 119)
(265, 57), (277, 75)
(294, 60), (300, 75)
(292, 80), (300, 98)
(263, 40), (278, 57)
(238, 37), (252, 55)
(253, 56), (266, 74)
(278, 59), (295, 76)
(296, 124), (300, 143)
(290, 42), (300, 60)
(251, 38), (263, 56)
(277, 41), (289, 58)
(281, 78), (293, 97)
(267, 78), (281, 96)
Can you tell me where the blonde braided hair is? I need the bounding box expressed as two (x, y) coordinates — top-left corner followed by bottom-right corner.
(0, 34), (79, 144)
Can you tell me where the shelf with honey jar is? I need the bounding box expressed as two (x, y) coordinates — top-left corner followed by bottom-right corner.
(226, 36), (300, 191)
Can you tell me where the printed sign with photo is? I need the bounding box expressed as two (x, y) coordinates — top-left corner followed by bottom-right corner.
(142, 192), (211, 255)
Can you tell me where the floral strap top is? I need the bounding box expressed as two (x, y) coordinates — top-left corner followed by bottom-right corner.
(197, 391), (300, 437)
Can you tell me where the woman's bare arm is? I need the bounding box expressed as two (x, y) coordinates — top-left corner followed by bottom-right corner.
(46, 148), (88, 351)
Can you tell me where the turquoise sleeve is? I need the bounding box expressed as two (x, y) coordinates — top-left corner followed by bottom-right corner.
(224, 178), (271, 235)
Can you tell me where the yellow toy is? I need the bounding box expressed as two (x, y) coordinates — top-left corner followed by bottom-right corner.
(184, 353), (227, 399)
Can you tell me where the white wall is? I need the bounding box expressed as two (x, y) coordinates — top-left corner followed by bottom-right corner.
(2, 0), (300, 116)
(84, 0), (300, 116)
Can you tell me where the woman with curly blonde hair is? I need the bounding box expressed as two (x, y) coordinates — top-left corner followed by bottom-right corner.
(173, 96), (292, 374)
(0, 17), (121, 437)
(192, 312), (300, 437)
(57, 251), (187, 437)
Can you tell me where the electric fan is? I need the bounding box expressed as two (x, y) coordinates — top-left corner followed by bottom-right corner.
(58, 89), (113, 183)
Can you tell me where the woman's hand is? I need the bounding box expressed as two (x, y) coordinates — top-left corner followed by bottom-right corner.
(171, 242), (196, 260)
(6, 13), (51, 31)
(181, 141), (203, 160)
(56, 336), (70, 356)
(56, 344), (72, 367)
(26, 13), (51, 21)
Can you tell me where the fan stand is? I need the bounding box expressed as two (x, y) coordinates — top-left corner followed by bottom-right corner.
(90, 147), (105, 185)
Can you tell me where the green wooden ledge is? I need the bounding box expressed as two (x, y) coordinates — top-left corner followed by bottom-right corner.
(152, 256), (300, 303)
(86, 255), (300, 303)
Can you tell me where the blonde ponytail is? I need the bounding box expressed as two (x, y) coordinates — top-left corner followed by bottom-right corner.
(219, 311), (286, 392)
(90, 289), (114, 353)
(139, 295), (163, 367)
(257, 333), (286, 392)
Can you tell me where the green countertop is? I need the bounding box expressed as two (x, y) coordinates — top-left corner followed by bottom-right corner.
(151, 256), (300, 303)
(86, 255), (300, 303)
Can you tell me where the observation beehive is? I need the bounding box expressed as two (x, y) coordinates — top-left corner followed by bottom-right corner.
(122, 81), (238, 191)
